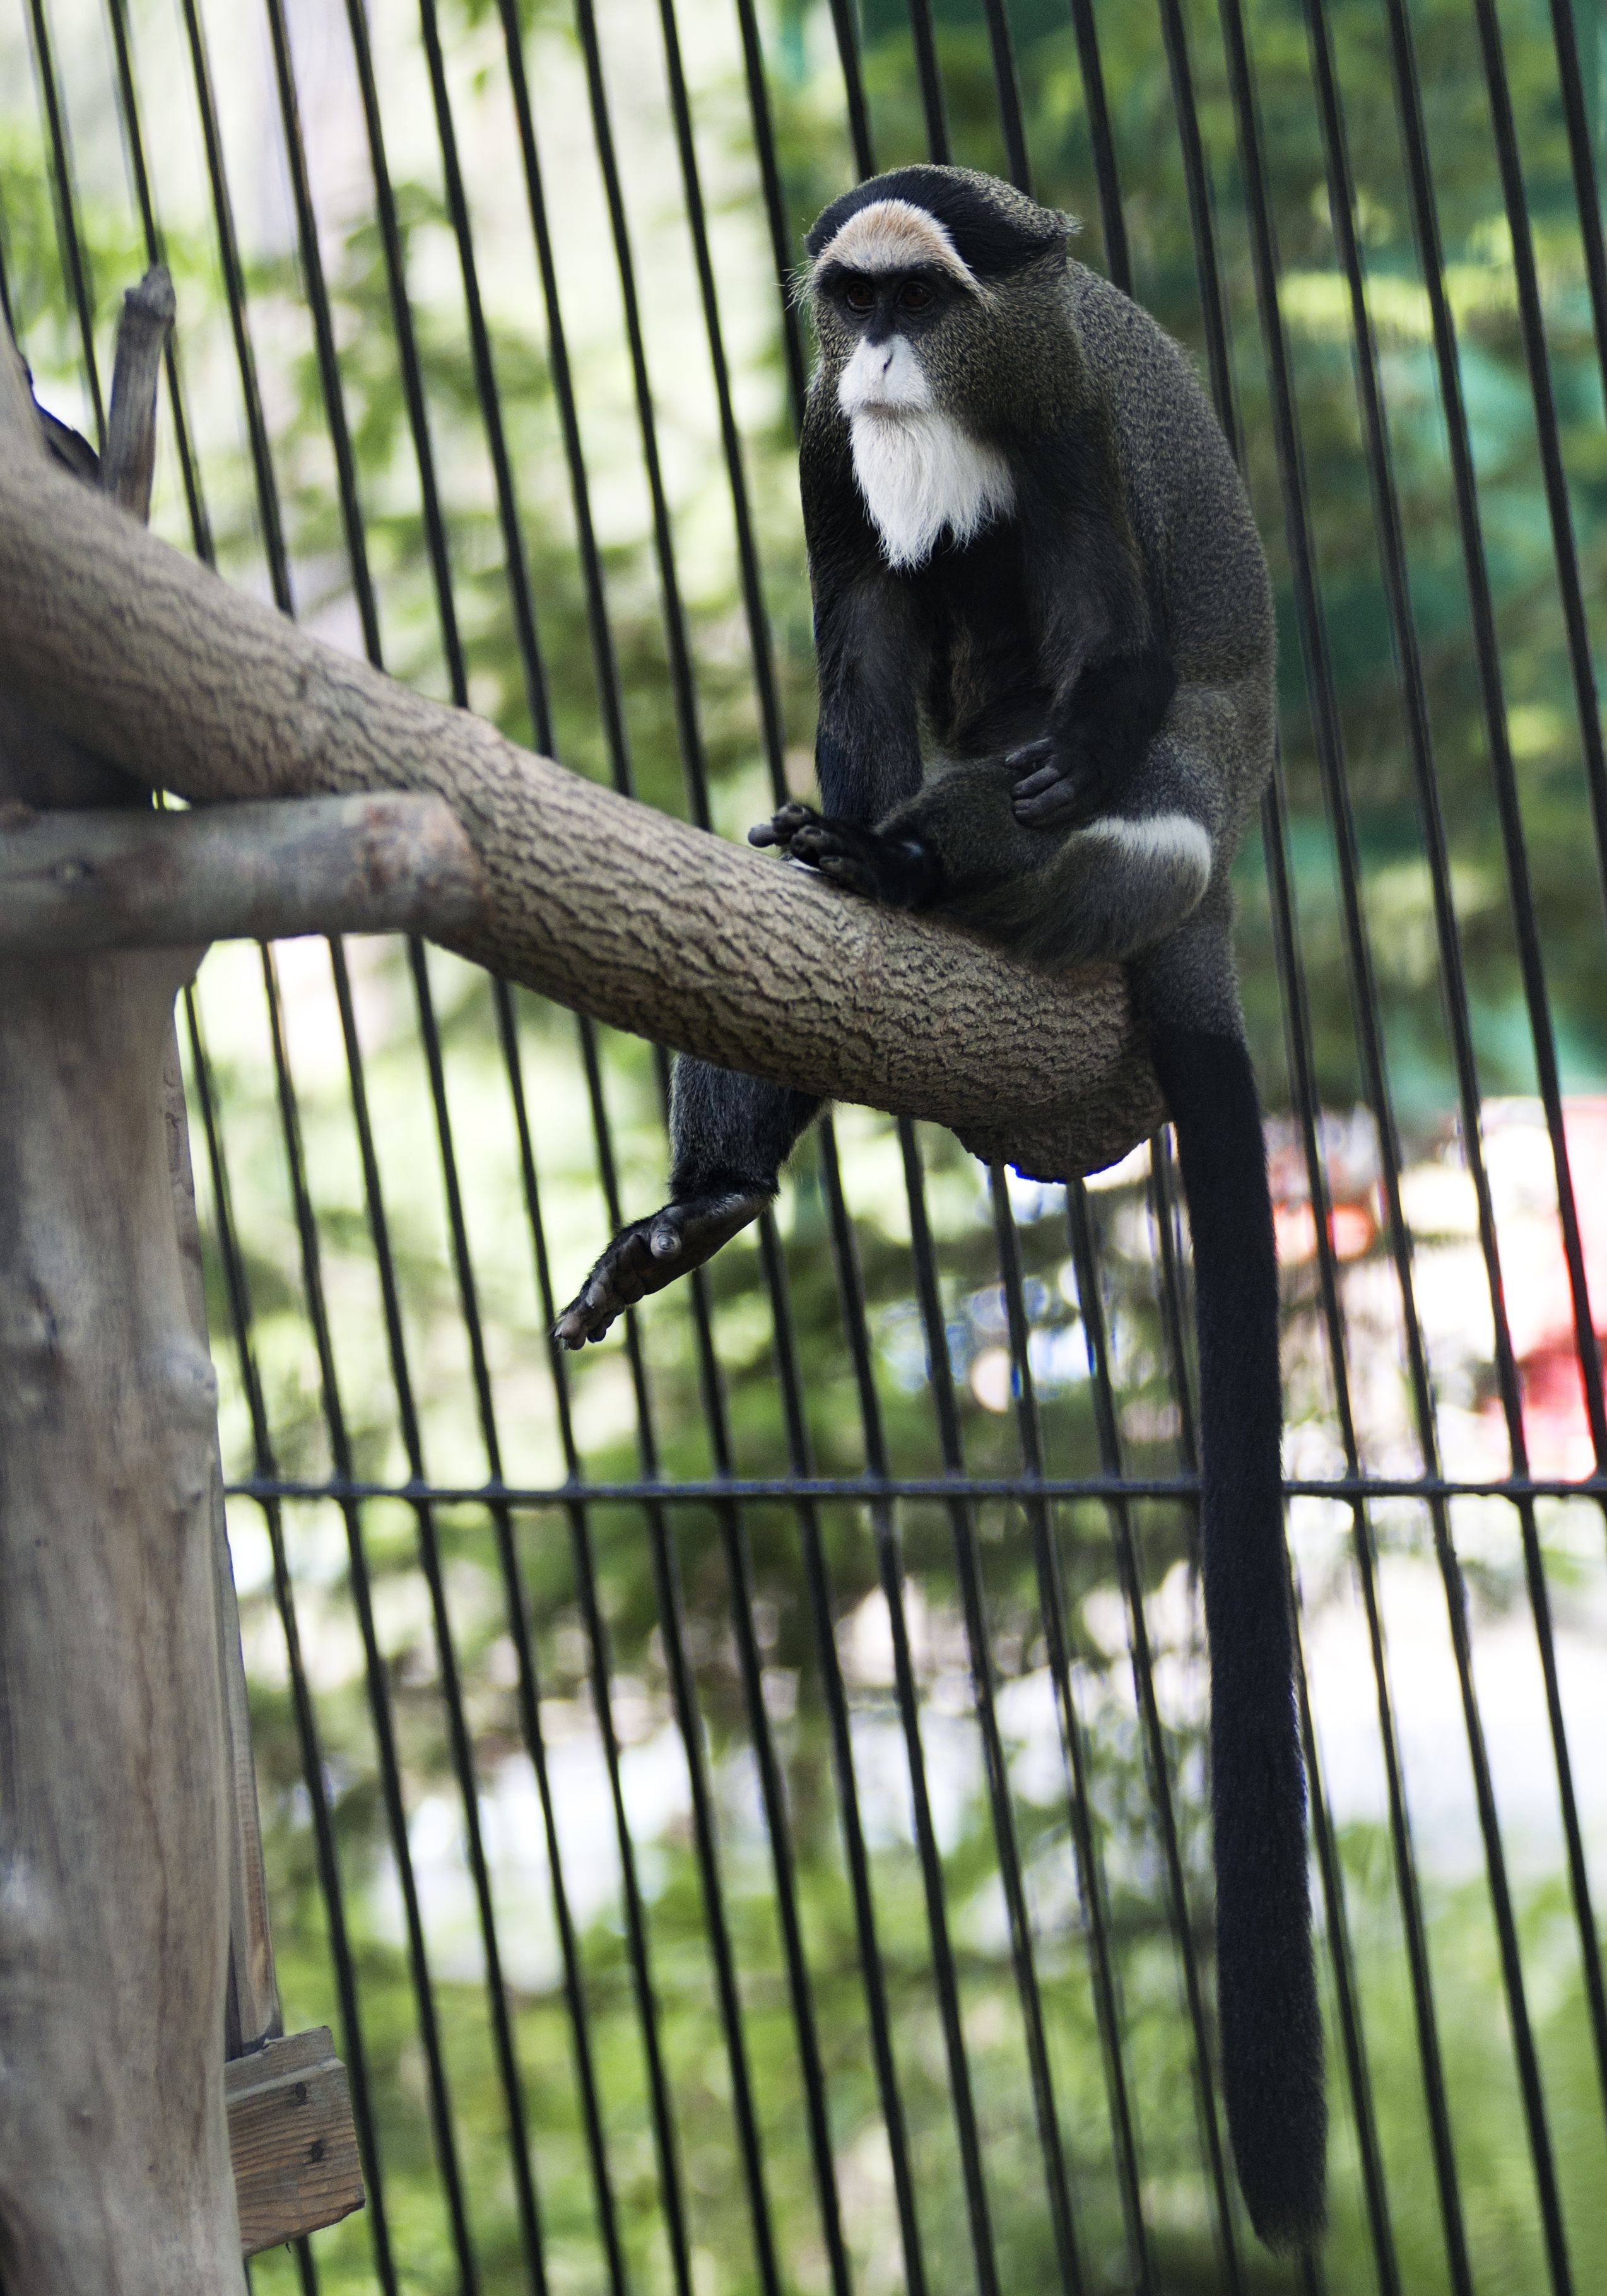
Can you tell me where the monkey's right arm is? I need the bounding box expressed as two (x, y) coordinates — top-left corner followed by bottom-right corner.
(555, 533), (921, 1351)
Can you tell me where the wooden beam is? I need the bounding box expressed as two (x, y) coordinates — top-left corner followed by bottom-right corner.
(225, 2028), (365, 2257)
(0, 792), (486, 952)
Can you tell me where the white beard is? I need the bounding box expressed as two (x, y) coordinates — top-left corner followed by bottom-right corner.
(837, 336), (1015, 571)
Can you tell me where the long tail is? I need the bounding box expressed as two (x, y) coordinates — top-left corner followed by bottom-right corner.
(1149, 1020), (1326, 2254)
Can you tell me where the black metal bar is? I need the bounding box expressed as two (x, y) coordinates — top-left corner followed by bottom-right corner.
(25, 0), (103, 446)
(183, 992), (399, 2296)
(729, 0), (812, 426)
(980, 0), (1031, 192)
(569, 0), (714, 812)
(907, 0), (951, 164)
(174, 0), (291, 611)
(755, 1211), (930, 2296)
(906, 1133), (1088, 2296)
(339, 0), (468, 701)
(101, 0), (212, 560)
(574, 1021), (781, 2296)
(826, 0), (877, 179)
(1467, 0), (1607, 925)
(654, 0), (791, 793)
(679, 1269), (854, 2296)
(818, 1124), (1002, 2296)
(1061, 1182), (1244, 2289)
(226, 1468), (1607, 1507)
(1063, 0), (1131, 290)
(257, 947), (485, 2289)
(415, 0), (551, 746)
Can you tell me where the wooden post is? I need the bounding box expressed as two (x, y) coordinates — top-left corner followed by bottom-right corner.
(0, 275), (245, 2290)
(0, 276), (364, 2280)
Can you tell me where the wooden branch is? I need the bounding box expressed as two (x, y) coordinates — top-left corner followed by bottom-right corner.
(0, 792), (486, 951)
(225, 2029), (364, 2256)
(0, 344), (1163, 1180)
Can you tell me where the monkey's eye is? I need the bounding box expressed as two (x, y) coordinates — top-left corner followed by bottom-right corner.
(843, 278), (875, 314)
(898, 280), (933, 312)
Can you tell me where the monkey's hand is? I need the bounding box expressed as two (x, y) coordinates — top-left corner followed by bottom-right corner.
(749, 803), (938, 907)
(1008, 736), (1107, 827)
(553, 1189), (769, 1349)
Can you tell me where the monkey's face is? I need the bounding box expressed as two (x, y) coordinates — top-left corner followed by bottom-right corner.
(806, 200), (984, 409)
(803, 171), (1085, 454)
(820, 266), (960, 420)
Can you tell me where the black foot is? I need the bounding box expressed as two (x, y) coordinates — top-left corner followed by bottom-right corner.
(553, 1188), (770, 1348)
(748, 803), (937, 907)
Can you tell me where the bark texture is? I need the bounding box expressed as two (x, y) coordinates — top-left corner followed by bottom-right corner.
(0, 413), (1164, 1179)
(0, 942), (244, 2291)
(0, 300), (245, 2290)
(0, 793), (486, 953)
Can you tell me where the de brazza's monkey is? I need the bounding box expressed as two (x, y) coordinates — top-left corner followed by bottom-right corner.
(556, 165), (1323, 2251)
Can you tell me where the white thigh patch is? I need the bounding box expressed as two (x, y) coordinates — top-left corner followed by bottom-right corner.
(1083, 812), (1213, 897)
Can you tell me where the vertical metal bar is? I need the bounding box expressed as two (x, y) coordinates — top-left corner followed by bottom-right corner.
(182, 993), (399, 2296)
(818, 1125), (1001, 2296)
(260, 0), (381, 661)
(257, 948), (485, 2289)
(653, 0), (791, 792)
(755, 1213), (930, 2296)
(568, 0), (715, 807)
(1467, 0), (1607, 916)
(24, 0), (104, 444)
(1544, 0), (1607, 394)
(415, 0), (551, 744)
(1063, 1180), (1244, 2290)
(980, 0), (1031, 191)
(574, 1026), (781, 2296)
(495, 3), (635, 774)
(907, 0), (951, 163)
(338, 0), (468, 700)
(334, 942), (558, 2290)
(825, 0), (877, 179)
(100, 0), (211, 559)
(681, 1285), (856, 2296)
(174, 0), (291, 611)
(1262, 765), (1404, 2296)
(902, 1129), (1089, 2296)
(727, 0), (811, 424)
(1062, 0), (1131, 290)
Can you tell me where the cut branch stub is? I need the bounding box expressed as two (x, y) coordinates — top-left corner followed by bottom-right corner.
(0, 792), (486, 952)
(0, 346), (1165, 1181)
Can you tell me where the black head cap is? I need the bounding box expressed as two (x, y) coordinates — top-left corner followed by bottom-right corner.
(804, 165), (1071, 279)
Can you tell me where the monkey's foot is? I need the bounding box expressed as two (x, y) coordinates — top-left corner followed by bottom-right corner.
(749, 803), (938, 907)
(553, 1189), (770, 1348)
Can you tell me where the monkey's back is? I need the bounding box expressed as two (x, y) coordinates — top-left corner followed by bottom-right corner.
(1065, 262), (1276, 840)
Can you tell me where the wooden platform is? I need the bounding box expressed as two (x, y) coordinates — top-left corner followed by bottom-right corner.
(227, 2027), (365, 2257)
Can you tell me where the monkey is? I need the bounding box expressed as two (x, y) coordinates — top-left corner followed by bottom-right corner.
(555, 165), (1323, 2253)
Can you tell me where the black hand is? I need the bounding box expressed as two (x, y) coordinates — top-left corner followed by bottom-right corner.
(553, 1188), (769, 1349)
(1008, 737), (1087, 826)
